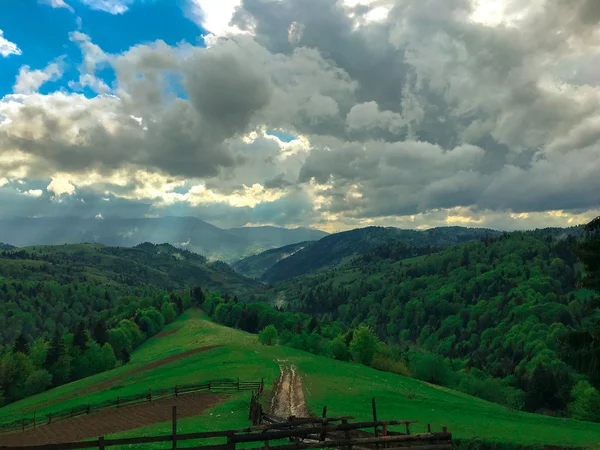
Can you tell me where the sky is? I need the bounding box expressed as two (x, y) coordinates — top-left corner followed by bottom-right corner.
(0, 0), (599, 232)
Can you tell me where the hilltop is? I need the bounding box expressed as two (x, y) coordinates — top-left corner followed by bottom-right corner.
(1, 309), (600, 449)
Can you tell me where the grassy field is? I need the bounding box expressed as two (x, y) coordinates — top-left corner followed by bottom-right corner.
(2, 310), (600, 449)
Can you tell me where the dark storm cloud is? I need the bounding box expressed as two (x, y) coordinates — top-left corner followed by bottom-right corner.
(2, 0), (600, 228)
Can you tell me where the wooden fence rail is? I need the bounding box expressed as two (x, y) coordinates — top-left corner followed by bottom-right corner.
(0, 378), (264, 435)
(0, 402), (452, 450)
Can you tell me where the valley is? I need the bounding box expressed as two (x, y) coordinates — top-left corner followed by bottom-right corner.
(0, 220), (599, 449)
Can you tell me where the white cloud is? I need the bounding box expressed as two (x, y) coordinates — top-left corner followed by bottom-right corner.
(13, 58), (65, 94)
(38, 0), (75, 13)
(79, 0), (132, 14)
(188, 0), (249, 36)
(23, 189), (43, 197)
(47, 177), (76, 196)
(0, 30), (21, 58)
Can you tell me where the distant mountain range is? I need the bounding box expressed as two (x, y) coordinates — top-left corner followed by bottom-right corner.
(238, 226), (504, 282)
(0, 217), (328, 262)
(237, 225), (587, 282)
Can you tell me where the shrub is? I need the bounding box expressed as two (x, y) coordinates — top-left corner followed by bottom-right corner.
(258, 325), (278, 346)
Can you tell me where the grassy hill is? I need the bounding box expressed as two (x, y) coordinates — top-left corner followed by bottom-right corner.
(2, 309), (600, 449)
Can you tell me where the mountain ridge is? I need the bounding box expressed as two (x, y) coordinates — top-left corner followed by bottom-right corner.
(0, 216), (327, 262)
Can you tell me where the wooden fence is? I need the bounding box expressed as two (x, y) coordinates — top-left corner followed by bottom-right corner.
(0, 378), (263, 435)
(0, 403), (452, 450)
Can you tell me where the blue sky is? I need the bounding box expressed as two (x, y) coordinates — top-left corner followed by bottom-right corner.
(0, 0), (206, 98)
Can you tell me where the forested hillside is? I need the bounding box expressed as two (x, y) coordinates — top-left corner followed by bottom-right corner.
(232, 241), (310, 278)
(0, 242), (258, 406)
(260, 226), (503, 282)
(266, 229), (600, 418)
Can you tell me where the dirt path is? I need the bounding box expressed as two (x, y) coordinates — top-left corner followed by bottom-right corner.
(1, 392), (225, 447)
(269, 364), (309, 419)
(19, 344), (224, 414)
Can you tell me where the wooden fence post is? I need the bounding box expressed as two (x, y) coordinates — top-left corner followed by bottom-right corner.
(48, 413), (52, 424)
(405, 423), (411, 435)
(172, 405), (177, 449)
(117, 396), (120, 408)
(21, 418), (25, 431)
(99, 436), (105, 450)
(443, 426), (448, 433)
(149, 388), (152, 402)
(342, 418), (352, 450)
(320, 406), (328, 441)
(427, 423), (431, 433)
(87, 404), (91, 415)
(33, 411), (36, 429)
(372, 398), (379, 440)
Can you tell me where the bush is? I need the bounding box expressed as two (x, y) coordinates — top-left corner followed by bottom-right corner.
(258, 325), (278, 346)
(390, 361), (412, 377)
(349, 326), (379, 365)
(329, 335), (351, 361)
(412, 352), (454, 386)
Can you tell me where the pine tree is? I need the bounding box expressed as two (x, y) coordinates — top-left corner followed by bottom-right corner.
(93, 319), (108, 346)
(73, 322), (88, 351)
(14, 333), (29, 354)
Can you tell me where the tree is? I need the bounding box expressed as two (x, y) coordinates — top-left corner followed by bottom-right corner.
(329, 335), (351, 361)
(568, 381), (600, 422)
(412, 353), (454, 386)
(29, 338), (49, 369)
(93, 319), (109, 346)
(100, 343), (118, 371)
(349, 326), (379, 366)
(161, 302), (177, 324)
(258, 325), (278, 346)
(24, 369), (53, 396)
(73, 322), (88, 351)
(579, 217), (600, 291)
(13, 333), (28, 354)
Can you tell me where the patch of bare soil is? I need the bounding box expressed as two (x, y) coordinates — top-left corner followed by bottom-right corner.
(18, 345), (224, 414)
(156, 328), (181, 338)
(269, 364), (309, 420)
(1, 392), (225, 447)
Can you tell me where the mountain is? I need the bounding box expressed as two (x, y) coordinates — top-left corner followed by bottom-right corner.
(232, 241), (310, 278)
(0, 242), (14, 250)
(0, 217), (326, 262)
(226, 226), (327, 255)
(260, 226), (502, 283)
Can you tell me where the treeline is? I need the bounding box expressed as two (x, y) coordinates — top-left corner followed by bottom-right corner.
(0, 288), (192, 405)
(200, 292), (525, 413)
(271, 231), (600, 419)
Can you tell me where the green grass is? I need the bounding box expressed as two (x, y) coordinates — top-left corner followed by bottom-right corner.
(3, 310), (600, 449)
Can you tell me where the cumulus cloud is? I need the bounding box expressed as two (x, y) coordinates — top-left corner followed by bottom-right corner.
(0, 30), (21, 58)
(1, 0), (600, 230)
(14, 58), (65, 94)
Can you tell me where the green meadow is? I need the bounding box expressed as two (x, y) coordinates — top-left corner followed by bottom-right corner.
(2, 309), (600, 449)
